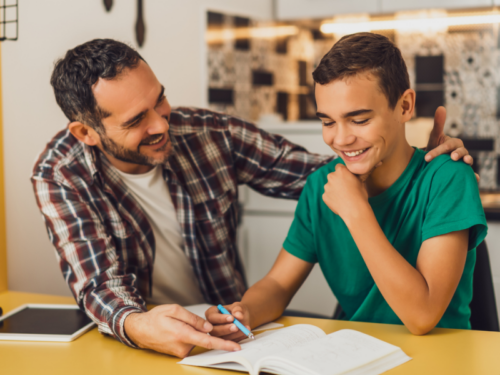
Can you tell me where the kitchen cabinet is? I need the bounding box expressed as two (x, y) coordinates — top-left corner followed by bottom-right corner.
(275, 0), (378, 21)
(276, 0), (495, 21)
(237, 121), (337, 316)
(238, 214), (337, 316)
(381, 0), (493, 13)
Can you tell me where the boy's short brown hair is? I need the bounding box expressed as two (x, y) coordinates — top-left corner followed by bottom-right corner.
(312, 32), (410, 109)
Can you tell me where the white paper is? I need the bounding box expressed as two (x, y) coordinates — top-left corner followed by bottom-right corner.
(183, 304), (284, 332)
(179, 324), (325, 369)
(260, 329), (411, 375)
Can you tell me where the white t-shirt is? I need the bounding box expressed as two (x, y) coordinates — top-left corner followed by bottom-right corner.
(114, 166), (205, 305)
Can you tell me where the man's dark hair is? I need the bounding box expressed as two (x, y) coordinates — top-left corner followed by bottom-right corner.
(312, 32), (410, 109)
(50, 39), (144, 133)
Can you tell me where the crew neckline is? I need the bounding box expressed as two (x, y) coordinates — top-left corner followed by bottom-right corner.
(368, 148), (424, 207)
(113, 165), (160, 179)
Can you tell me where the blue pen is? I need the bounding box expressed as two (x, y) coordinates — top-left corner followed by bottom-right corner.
(217, 304), (255, 340)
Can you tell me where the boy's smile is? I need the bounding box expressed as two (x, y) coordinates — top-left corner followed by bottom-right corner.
(315, 71), (415, 194)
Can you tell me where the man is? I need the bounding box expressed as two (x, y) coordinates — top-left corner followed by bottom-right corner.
(32, 39), (472, 358)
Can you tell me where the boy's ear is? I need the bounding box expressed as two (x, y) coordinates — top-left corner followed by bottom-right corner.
(68, 121), (101, 146)
(399, 88), (416, 123)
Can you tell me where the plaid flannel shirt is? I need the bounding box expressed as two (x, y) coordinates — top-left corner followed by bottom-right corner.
(31, 107), (332, 347)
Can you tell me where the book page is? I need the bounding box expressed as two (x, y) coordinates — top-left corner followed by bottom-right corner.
(179, 324), (325, 372)
(258, 329), (411, 375)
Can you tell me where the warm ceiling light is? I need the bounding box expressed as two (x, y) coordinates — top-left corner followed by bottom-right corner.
(321, 12), (500, 34)
(206, 25), (298, 43)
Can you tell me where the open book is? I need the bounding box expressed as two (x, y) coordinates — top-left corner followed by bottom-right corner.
(179, 324), (411, 375)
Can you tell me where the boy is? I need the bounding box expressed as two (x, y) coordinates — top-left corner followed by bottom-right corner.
(206, 32), (487, 337)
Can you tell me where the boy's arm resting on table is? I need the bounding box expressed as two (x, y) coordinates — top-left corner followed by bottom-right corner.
(206, 249), (313, 341)
(31, 177), (240, 357)
(323, 163), (479, 335)
(346, 205), (469, 335)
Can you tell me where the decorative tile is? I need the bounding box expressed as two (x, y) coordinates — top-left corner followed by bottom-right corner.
(478, 152), (497, 190)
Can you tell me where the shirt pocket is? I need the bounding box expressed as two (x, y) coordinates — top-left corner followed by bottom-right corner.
(193, 189), (233, 221)
(193, 189), (236, 256)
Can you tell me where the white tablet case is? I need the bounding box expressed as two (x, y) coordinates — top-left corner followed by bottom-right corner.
(0, 304), (96, 342)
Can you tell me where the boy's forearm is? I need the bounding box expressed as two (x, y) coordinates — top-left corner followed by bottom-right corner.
(343, 204), (444, 334)
(241, 277), (291, 329)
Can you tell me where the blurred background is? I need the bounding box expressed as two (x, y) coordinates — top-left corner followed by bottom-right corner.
(1, 0), (500, 321)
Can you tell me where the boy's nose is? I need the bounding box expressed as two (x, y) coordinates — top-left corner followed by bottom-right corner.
(334, 126), (356, 147)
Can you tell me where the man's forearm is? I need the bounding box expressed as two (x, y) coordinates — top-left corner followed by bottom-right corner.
(343, 205), (443, 334)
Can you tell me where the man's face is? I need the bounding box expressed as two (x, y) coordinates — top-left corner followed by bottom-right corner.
(315, 72), (404, 177)
(92, 60), (172, 173)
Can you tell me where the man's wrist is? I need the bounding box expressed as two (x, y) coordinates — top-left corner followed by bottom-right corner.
(124, 312), (144, 349)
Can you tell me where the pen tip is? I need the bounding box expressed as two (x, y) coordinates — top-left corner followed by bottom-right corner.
(249, 334), (255, 340)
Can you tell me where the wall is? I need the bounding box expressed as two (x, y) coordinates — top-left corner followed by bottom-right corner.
(1, 0), (272, 296)
(0, 43), (6, 293)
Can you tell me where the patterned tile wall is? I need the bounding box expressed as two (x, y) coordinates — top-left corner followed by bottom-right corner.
(206, 12), (500, 190)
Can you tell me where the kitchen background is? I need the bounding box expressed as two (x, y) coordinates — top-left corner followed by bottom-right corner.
(205, 3), (500, 317)
(2, 1), (500, 322)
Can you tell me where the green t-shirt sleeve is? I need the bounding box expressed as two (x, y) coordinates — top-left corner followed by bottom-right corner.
(422, 158), (487, 250)
(283, 176), (318, 264)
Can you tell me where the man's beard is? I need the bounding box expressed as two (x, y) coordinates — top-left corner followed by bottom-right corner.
(100, 132), (171, 167)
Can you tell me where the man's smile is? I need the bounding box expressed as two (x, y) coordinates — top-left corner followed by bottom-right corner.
(139, 133), (168, 149)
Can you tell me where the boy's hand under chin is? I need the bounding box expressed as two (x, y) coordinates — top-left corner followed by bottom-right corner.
(322, 163), (381, 219)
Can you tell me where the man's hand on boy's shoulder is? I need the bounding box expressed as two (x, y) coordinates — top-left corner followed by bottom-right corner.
(424, 106), (470, 163)
(424, 107), (479, 183)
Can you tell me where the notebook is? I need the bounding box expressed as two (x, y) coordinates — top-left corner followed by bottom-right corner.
(179, 324), (411, 375)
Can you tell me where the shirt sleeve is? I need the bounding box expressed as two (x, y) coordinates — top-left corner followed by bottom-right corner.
(31, 177), (147, 348)
(422, 159), (487, 250)
(282, 177), (318, 263)
(227, 115), (333, 200)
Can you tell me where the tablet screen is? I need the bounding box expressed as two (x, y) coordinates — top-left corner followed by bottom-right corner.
(0, 306), (93, 335)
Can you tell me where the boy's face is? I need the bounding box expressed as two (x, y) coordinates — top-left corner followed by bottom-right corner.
(315, 72), (406, 177)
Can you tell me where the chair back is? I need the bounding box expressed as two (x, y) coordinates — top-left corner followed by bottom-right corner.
(470, 241), (499, 332)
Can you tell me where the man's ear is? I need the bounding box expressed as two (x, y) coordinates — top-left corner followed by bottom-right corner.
(68, 121), (100, 146)
(399, 88), (416, 123)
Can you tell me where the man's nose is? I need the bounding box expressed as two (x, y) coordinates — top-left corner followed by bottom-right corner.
(148, 110), (169, 134)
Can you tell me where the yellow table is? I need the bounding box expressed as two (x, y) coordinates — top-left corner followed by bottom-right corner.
(1, 291), (500, 374)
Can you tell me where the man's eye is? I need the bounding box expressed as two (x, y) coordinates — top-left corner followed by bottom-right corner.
(353, 119), (369, 125)
(322, 121), (335, 127)
(127, 120), (142, 129)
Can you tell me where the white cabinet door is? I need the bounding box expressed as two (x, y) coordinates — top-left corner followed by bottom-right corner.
(239, 214), (337, 316)
(381, 0), (492, 13)
(276, 0), (379, 21)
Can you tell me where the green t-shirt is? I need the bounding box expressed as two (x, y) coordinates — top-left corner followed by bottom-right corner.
(283, 148), (487, 329)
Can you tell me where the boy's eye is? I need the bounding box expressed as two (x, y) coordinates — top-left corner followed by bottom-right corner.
(322, 121), (335, 127)
(353, 119), (369, 125)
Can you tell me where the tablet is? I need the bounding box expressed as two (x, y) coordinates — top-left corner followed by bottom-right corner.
(0, 304), (95, 342)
